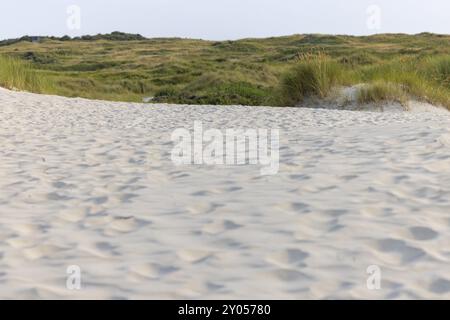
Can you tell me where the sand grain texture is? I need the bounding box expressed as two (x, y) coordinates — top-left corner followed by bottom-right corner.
(1, 88), (450, 299)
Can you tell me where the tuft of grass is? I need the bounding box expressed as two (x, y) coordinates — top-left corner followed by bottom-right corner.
(357, 57), (450, 108)
(340, 52), (380, 66)
(356, 82), (407, 105)
(0, 55), (52, 93)
(278, 53), (346, 106)
(279, 54), (450, 109)
(422, 56), (450, 87)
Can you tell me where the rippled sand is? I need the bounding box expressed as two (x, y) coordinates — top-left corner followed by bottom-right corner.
(1, 87), (450, 299)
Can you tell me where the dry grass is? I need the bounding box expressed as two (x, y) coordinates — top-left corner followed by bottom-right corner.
(1, 33), (450, 108)
(356, 82), (407, 105)
(0, 55), (52, 93)
(278, 53), (346, 106)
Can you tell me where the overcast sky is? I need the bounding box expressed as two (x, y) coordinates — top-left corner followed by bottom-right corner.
(1, 0), (449, 40)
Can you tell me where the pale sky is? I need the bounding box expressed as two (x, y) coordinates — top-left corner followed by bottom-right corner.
(1, 0), (449, 40)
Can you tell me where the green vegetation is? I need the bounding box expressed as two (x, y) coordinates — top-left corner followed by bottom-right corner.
(0, 55), (52, 93)
(1, 32), (450, 108)
(278, 53), (345, 105)
(279, 52), (450, 109)
(356, 82), (407, 105)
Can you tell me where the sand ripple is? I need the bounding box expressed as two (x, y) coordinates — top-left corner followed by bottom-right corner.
(1, 88), (450, 299)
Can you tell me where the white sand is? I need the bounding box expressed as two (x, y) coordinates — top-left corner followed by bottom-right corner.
(1, 87), (450, 299)
(300, 85), (450, 113)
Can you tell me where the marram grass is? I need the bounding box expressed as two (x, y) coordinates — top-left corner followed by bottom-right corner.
(1, 33), (450, 109)
(0, 55), (52, 93)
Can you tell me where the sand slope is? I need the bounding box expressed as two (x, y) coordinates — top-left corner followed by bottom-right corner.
(1, 88), (450, 299)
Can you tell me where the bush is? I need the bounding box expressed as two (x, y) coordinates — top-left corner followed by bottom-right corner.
(192, 82), (271, 106)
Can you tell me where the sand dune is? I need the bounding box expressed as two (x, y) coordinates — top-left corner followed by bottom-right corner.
(1, 87), (450, 299)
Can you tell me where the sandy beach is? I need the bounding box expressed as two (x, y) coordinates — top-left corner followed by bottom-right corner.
(1, 87), (450, 299)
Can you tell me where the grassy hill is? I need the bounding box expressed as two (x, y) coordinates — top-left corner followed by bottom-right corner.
(1, 32), (450, 107)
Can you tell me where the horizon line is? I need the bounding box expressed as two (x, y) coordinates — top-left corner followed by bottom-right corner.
(1, 31), (449, 43)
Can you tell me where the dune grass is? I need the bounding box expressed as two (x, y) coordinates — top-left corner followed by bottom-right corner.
(356, 82), (408, 105)
(424, 56), (450, 86)
(278, 53), (450, 109)
(0, 55), (52, 93)
(356, 57), (450, 108)
(1, 33), (450, 108)
(278, 52), (350, 105)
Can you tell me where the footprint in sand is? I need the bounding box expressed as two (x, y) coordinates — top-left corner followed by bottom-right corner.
(376, 238), (426, 263)
(82, 241), (119, 258)
(52, 181), (76, 190)
(290, 202), (311, 214)
(177, 249), (212, 263)
(88, 196), (109, 205)
(95, 241), (117, 252)
(186, 203), (215, 215)
(23, 244), (66, 260)
(106, 216), (142, 234)
(10, 223), (47, 236)
(129, 263), (178, 279)
(271, 269), (312, 282)
(59, 207), (89, 223)
(191, 190), (214, 197)
(266, 249), (309, 269)
(274, 202), (310, 216)
(202, 220), (242, 235)
(289, 174), (312, 181)
(7, 237), (37, 249)
(409, 226), (438, 241)
(119, 193), (139, 203)
(82, 214), (114, 228)
(429, 278), (450, 294)
(47, 192), (72, 201)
